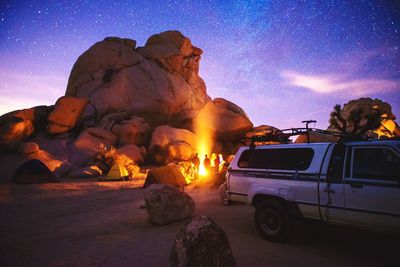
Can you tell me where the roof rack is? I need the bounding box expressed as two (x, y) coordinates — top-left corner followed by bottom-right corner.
(241, 127), (343, 146)
(241, 120), (399, 147)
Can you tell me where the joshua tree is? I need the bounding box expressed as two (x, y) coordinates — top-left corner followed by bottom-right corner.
(329, 104), (382, 137)
(329, 104), (347, 135)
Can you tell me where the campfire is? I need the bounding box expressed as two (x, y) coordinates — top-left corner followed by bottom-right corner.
(197, 153), (225, 177)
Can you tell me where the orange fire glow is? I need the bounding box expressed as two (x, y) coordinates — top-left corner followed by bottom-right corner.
(198, 155), (207, 176)
(197, 153), (225, 178)
(194, 114), (227, 180)
(194, 119), (213, 178)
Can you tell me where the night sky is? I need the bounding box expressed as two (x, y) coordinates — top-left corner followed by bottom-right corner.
(1, 0), (399, 129)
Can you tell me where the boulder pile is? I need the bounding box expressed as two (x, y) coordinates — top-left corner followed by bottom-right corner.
(0, 30), (254, 181)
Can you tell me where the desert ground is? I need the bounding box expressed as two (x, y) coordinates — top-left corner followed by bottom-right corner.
(0, 180), (398, 267)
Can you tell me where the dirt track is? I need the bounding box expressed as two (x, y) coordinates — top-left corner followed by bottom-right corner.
(0, 181), (398, 267)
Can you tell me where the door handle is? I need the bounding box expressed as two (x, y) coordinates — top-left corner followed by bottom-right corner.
(350, 183), (363, 188)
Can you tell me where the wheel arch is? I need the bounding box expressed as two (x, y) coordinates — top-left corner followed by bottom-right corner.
(252, 194), (302, 219)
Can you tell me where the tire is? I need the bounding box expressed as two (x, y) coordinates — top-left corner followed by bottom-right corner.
(254, 200), (292, 242)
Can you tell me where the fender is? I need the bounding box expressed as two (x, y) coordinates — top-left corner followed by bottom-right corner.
(247, 183), (292, 205)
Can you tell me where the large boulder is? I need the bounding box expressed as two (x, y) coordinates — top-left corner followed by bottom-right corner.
(66, 37), (142, 97)
(17, 142), (40, 154)
(65, 32), (210, 126)
(374, 117), (400, 138)
(196, 98), (253, 142)
(144, 184), (195, 225)
(170, 215), (236, 267)
(116, 116), (151, 146)
(117, 144), (146, 164)
(31, 132), (73, 163)
(245, 125), (281, 138)
(47, 96), (88, 134)
(149, 125), (197, 163)
(243, 125), (313, 145)
(73, 127), (117, 156)
(137, 31), (203, 81)
(98, 112), (130, 130)
(0, 105), (51, 150)
(243, 125), (284, 145)
(143, 165), (187, 188)
(295, 131), (339, 143)
(137, 31), (208, 112)
(137, 31), (196, 75)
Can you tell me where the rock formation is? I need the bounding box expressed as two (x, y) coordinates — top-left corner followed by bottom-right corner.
(197, 98), (253, 142)
(2, 30), (257, 182)
(47, 96), (88, 134)
(149, 125), (197, 164)
(65, 31), (210, 128)
(294, 131), (339, 143)
(144, 184), (195, 225)
(17, 141), (40, 154)
(0, 106), (51, 150)
(245, 125), (281, 138)
(170, 215), (236, 267)
(117, 144), (146, 165)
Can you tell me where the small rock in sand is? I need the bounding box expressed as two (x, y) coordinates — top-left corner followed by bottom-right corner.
(170, 215), (236, 267)
(144, 184), (195, 225)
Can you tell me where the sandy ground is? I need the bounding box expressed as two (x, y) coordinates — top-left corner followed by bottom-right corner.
(0, 181), (398, 267)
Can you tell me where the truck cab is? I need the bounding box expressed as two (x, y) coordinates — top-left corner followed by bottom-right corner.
(226, 140), (400, 241)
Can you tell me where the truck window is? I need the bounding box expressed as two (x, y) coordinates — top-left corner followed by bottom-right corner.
(326, 144), (346, 182)
(238, 148), (314, 171)
(352, 147), (400, 181)
(238, 150), (251, 168)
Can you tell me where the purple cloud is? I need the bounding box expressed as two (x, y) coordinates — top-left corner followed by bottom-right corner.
(281, 70), (398, 96)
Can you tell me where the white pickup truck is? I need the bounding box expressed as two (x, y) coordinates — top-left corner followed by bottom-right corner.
(225, 140), (400, 241)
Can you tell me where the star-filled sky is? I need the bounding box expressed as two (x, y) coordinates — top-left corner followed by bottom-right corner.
(1, 0), (399, 129)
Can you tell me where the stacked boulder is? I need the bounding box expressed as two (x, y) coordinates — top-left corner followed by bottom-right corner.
(66, 31), (210, 128)
(47, 97), (88, 134)
(0, 30), (254, 181)
(0, 105), (51, 150)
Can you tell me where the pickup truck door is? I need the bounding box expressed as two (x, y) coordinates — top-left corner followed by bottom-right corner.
(319, 143), (346, 224)
(344, 146), (400, 231)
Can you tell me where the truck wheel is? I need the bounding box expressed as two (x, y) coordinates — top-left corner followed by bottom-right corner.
(255, 200), (292, 242)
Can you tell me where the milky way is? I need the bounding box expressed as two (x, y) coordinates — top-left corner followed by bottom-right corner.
(0, 0), (399, 129)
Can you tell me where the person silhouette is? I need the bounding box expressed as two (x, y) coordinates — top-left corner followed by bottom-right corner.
(204, 154), (210, 172)
(192, 153), (200, 176)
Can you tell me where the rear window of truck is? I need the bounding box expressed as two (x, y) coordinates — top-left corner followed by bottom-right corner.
(238, 148), (314, 171)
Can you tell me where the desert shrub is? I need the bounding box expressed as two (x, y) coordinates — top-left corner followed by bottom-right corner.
(98, 145), (140, 179)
